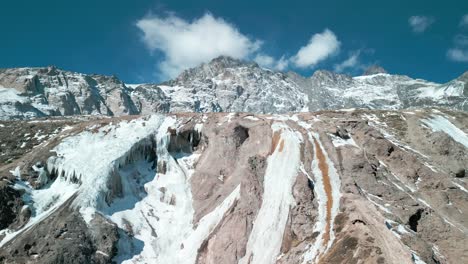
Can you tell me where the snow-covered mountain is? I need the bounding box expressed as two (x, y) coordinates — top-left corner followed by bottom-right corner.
(0, 57), (467, 120)
(0, 109), (467, 263)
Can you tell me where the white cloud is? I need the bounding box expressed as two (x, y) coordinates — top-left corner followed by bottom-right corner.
(254, 54), (275, 68)
(292, 29), (340, 68)
(334, 51), (360, 72)
(447, 34), (468, 62)
(254, 54), (289, 71)
(136, 13), (262, 78)
(256, 29), (341, 71)
(447, 48), (468, 62)
(136, 12), (345, 78)
(408, 16), (435, 33)
(460, 14), (468, 27)
(275, 56), (289, 71)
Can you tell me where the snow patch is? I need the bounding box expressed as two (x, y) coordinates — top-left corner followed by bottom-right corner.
(411, 252), (428, 264)
(330, 134), (359, 148)
(244, 116), (260, 121)
(422, 115), (468, 148)
(452, 181), (468, 194)
(0, 87), (29, 103)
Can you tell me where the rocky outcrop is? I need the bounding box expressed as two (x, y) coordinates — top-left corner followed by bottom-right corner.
(0, 109), (466, 263)
(0, 67), (139, 119)
(0, 196), (119, 264)
(0, 183), (24, 231)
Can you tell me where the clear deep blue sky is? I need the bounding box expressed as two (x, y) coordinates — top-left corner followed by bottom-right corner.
(1, 0), (467, 83)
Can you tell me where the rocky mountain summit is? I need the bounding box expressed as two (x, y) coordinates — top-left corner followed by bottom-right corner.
(1, 57), (467, 120)
(0, 109), (467, 263)
(363, 65), (388, 75)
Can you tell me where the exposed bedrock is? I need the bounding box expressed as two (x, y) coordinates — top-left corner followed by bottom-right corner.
(0, 183), (24, 232)
(0, 109), (466, 264)
(0, 196), (119, 264)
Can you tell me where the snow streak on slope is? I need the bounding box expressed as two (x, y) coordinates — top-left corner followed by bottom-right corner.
(416, 81), (464, 100)
(239, 122), (302, 264)
(302, 131), (342, 263)
(422, 115), (468, 148)
(178, 185), (240, 263)
(363, 113), (429, 160)
(0, 87), (29, 103)
(0, 87), (40, 119)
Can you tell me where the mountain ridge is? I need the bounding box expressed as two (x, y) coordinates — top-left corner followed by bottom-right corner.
(0, 56), (467, 120)
(2, 56), (465, 85)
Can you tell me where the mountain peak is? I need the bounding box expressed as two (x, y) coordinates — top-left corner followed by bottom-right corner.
(363, 65), (387, 76)
(36, 65), (60, 76)
(312, 69), (335, 77)
(172, 56), (259, 84)
(207, 55), (255, 68)
(457, 71), (468, 82)
(310, 70), (353, 84)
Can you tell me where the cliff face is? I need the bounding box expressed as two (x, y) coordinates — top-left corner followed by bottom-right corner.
(0, 109), (466, 264)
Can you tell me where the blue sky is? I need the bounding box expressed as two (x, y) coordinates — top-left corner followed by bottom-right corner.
(1, 0), (467, 83)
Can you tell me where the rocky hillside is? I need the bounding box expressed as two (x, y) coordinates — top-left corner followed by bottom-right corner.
(1, 57), (467, 120)
(0, 109), (466, 263)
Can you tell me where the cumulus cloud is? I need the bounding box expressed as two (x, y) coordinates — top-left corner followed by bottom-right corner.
(136, 12), (344, 78)
(254, 54), (275, 68)
(136, 13), (262, 78)
(334, 51), (360, 73)
(292, 29), (340, 68)
(408, 16), (435, 33)
(256, 29), (341, 71)
(275, 56), (289, 71)
(254, 54), (289, 71)
(460, 14), (468, 27)
(447, 48), (468, 62)
(447, 34), (468, 62)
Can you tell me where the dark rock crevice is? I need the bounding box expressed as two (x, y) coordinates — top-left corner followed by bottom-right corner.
(168, 127), (202, 153)
(233, 125), (249, 147)
(454, 169), (465, 178)
(408, 208), (424, 232)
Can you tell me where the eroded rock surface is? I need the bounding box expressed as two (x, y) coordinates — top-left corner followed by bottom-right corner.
(0, 109), (467, 264)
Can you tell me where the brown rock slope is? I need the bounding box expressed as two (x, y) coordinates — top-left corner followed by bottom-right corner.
(0, 109), (466, 264)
